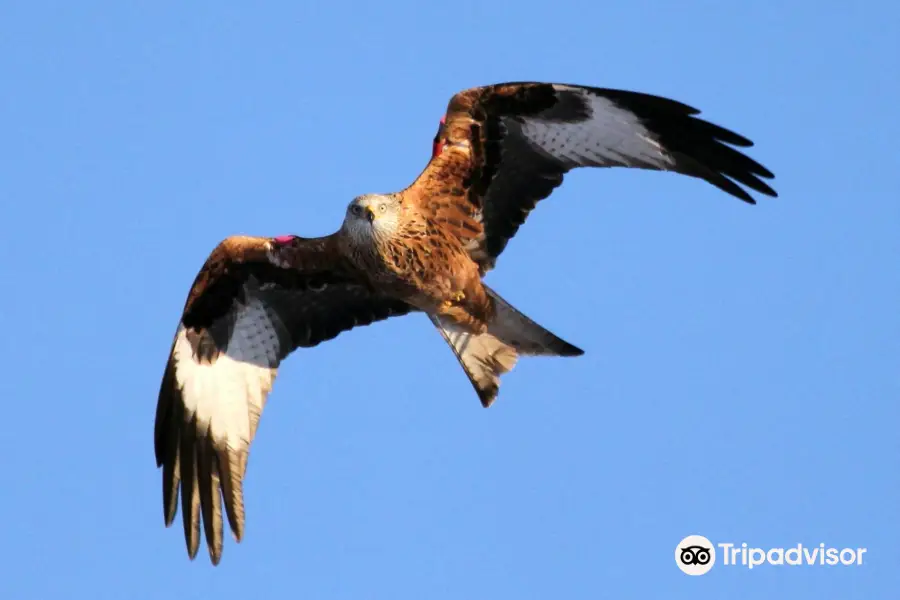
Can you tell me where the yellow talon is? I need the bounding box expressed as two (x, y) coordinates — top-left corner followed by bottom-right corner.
(439, 292), (466, 312)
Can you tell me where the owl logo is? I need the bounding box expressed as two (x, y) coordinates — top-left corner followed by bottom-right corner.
(679, 545), (712, 566)
(675, 535), (716, 575)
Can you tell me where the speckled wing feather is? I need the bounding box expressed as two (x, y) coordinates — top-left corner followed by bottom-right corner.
(403, 82), (778, 273)
(154, 235), (412, 565)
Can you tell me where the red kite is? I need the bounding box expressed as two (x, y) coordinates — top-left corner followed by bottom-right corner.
(155, 81), (776, 564)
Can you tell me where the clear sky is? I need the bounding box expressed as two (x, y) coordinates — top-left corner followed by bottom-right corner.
(1, 1), (897, 598)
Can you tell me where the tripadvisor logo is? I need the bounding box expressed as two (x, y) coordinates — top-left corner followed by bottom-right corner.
(675, 535), (716, 576)
(675, 535), (867, 575)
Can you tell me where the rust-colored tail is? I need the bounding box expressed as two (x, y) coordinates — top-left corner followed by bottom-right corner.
(430, 284), (583, 407)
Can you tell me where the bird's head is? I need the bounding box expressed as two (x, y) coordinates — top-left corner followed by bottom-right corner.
(342, 193), (402, 244)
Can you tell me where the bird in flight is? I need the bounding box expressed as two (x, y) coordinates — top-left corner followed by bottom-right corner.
(154, 81), (777, 564)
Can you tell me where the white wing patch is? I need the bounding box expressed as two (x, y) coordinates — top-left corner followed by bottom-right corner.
(172, 295), (286, 453)
(519, 87), (673, 169)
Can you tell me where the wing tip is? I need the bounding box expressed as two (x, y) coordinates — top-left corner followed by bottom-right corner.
(569, 83), (778, 205)
(186, 535), (201, 561)
(164, 497), (179, 528)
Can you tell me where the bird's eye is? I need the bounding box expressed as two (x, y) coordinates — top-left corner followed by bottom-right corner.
(350, 204), (361, 215)
(378, 204), (386, 213)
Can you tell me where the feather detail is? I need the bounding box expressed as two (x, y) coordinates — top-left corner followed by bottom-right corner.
(155, 235), (413, 564)
(405, 81), (777, 273)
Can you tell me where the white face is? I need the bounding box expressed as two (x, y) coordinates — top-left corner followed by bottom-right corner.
(342, 194), (401, 244)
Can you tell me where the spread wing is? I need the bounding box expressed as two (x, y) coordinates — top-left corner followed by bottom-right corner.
(154, 235), (413, 565)
(402, 81), (778, 273)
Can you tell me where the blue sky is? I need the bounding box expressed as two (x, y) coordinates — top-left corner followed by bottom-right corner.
(1, 1), (897, 598)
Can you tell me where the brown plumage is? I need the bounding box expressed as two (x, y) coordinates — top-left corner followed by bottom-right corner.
(155, 235), (414, 564)
(418, 82), (776, 272)
(156, 81), (776, 564)
(156, 231), (578, 565)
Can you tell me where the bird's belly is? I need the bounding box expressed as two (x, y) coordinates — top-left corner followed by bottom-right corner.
(351, 250), (419, 298)
(355, 235), (480, 314)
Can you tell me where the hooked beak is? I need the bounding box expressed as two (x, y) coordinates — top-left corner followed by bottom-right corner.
(365, 206), (377, 223)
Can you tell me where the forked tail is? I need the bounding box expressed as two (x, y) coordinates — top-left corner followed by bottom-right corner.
(430, 284), (583, 407)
